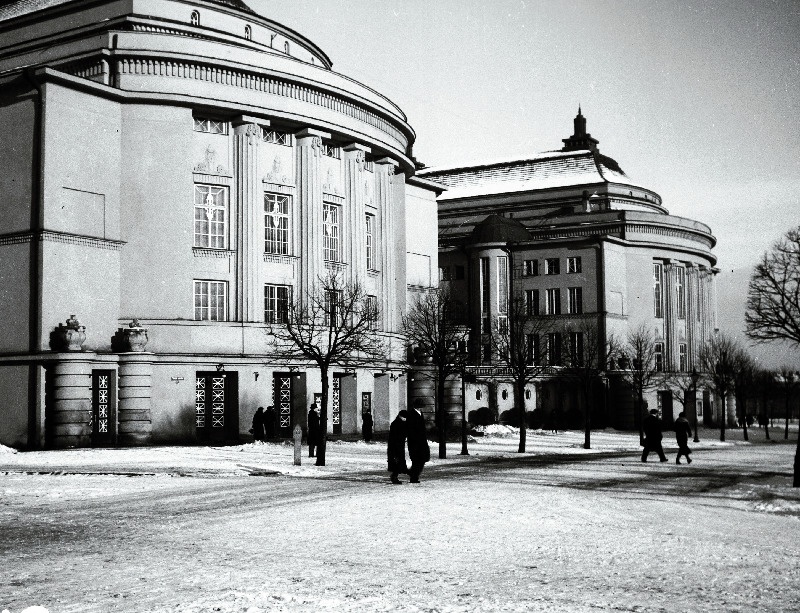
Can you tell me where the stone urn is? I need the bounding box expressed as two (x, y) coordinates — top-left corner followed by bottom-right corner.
(55, 314), (86, 351)
(122, 319), (148, 352)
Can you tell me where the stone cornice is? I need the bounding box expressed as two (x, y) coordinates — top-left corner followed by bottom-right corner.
(0, 230), (125, 250)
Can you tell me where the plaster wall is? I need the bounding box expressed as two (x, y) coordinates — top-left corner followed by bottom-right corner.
(405, 183), (438, 289)
(0, 365), (31, 448)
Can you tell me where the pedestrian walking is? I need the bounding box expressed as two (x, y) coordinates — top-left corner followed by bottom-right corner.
(641, 409), (668, 463)
(387, 410), (409, 484)
(362, 409), (373, 443)
(264, 405), (277, 439)
(406, 398), (430, 483)
(307, 403), (320, 458)
(674, 411), (693, 464)
(251, 406), (265, 442)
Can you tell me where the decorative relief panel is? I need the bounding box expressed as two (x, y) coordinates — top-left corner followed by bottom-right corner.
(263, 155), (292, 185)
(194, 145), (228, 175)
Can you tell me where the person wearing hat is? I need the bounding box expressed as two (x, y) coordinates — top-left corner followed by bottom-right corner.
(641, 408), (668, 463)
(406, 398), (431, 483)
(387, 410), (409, 484)
(251, 406), (265, 442)
(307, 402), (320, 457)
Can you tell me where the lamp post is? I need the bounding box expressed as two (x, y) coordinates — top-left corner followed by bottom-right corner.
(691, 367), (701, 443)
(460, 371), (476, 455)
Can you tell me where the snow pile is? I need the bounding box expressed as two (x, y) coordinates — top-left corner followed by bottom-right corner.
(0, 444), (17, 454)
(474, 424), (518, 438)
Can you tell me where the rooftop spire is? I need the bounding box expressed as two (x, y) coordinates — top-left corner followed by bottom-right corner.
(562, 107), (599, 152)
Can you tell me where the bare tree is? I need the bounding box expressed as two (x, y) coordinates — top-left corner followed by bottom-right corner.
(267, 272), (384, 466)
(617, 324), (661, 446)
(745, 226), (800, 346)
(732, 351), (757, 441)
(560, 319), (614, 449)
(754, 368), (775, 441)
(776, 367), (799, 441)
(698, 333), (745, 442)
(745, 227), (800, 486)
(659, 369), (694, 430)
(491, 293), (552, 453)
(402, 286), (469, 459)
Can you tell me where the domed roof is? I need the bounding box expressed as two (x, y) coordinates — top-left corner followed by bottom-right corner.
(0, 0), (255, 22)
(471, 214), (532, 243)
(205, 0), (255, 14)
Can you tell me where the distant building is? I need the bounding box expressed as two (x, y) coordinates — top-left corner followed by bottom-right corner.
(0, 0), (440, 449)
(419, 109), (719, 429)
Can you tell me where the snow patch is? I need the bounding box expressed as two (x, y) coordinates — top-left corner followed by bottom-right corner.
(0, 444), (18, 454)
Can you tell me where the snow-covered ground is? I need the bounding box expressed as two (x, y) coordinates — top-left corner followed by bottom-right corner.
(2, 426), (799, 613)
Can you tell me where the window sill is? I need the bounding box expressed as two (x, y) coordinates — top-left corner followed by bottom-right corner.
(193, 248), (233, 258)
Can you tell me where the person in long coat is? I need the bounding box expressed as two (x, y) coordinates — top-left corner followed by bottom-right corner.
(251, 407), (265, 442)
(264, 405), (277, 439)
(406, 399), (431, 483)
(362, 410), (374, 443)
(307, 403), (320, 458)
(387, 410), (409, 484)
(641, 409), (668, 462)
(674, 411), (693, 464)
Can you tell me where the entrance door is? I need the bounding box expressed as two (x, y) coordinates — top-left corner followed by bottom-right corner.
(195, 371), (239, 443)
(91, 369), (117, 447)
(275, 374), (293, 438)
(332, 375), (342, 434)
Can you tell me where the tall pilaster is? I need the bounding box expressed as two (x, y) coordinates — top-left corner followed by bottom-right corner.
(233, 117), (265, 322)
(663, 261), (676, 371)
(343, 143), (370, 288)
(376, 158), (398, 331)
(295, 128), (329, 297)
(685, 264), (697, 369)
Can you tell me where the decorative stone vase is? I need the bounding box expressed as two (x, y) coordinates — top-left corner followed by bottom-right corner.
(122, 319), (148, 352)
(55, 315), (86, 352)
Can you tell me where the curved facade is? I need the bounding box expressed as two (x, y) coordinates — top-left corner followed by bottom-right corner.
(420, 110), (718, 429)
(0, 0), (440, 448)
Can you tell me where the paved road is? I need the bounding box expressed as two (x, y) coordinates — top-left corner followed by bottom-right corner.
(2, 443), (798, 612)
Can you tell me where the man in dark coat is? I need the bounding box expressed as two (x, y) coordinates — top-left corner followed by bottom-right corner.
(641, 409), (668, 462)
(406, 398), (431, 483)
(362, 410), (374, 443)
(387, 410), (409, 484)
(264, 405), (277, 439)
(674, 411), (693, 464)
(251, 407), (265, 442)
(307, 403), (320, 458)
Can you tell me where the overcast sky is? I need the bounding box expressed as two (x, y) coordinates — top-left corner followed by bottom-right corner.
(254, 0), (799, 275)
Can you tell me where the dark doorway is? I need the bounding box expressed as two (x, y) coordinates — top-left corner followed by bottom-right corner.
(92, 369), (117, 447)
(195, 371), (239, 443)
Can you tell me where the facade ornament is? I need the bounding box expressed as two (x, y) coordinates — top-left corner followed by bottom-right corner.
(194, 145), (227, 174)
(245, 122), (260, 140)
(265, 156), (289, 184)
(311, 136), (322, 157)
(323, 167), (340, 195)
(54, 314), (86, 351)
(122, 319), (149, 352)
(355, 150), (365, 172)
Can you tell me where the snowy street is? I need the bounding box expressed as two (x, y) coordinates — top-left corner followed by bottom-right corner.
(2, 428), (799, 613)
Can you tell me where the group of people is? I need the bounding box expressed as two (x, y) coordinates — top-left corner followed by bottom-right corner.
(250, 406), (278, 441)
(387, 398), (431, 484)
(641, 409), (694, 464)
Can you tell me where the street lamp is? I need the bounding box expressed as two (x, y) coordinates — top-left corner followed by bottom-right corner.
(691, 367), (701, 443)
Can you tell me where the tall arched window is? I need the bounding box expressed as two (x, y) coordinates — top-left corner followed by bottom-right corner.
(244, 25), (252, 40)
(475, 389), (482, 401)
(190, 11), (200, 26)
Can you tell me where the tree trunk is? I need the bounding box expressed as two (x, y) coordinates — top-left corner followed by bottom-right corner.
(584, 384), (591, 450)
(636, 390), (644, 446)
(794, 430), (800, 487)
(765, 401), (771, 440)
(517, 377), (527, 453)
(720, 393), (726, 442)
(437, 373), (447, 459)
(786, 396), (790, 440)
(742, 395), (749, 442)
(316, 366), (329, 466)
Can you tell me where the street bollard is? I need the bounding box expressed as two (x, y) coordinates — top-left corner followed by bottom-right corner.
(293, 424), (302, 466)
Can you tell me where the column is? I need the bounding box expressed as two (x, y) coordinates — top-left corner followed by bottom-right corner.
(343, 143), (370, 288)
(51, 354), (94, 448)
(376, 158), (398, 331)
(685, 263), (696, 368)
(118, 353), (154, 446)
(663, 261), (676, 371)
(295, 128), (329, 297)
(233, 117), (265, 322)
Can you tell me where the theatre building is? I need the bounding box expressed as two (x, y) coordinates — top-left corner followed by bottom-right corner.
(0, 0), (440, 449)
(419, 110), (718, 429)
